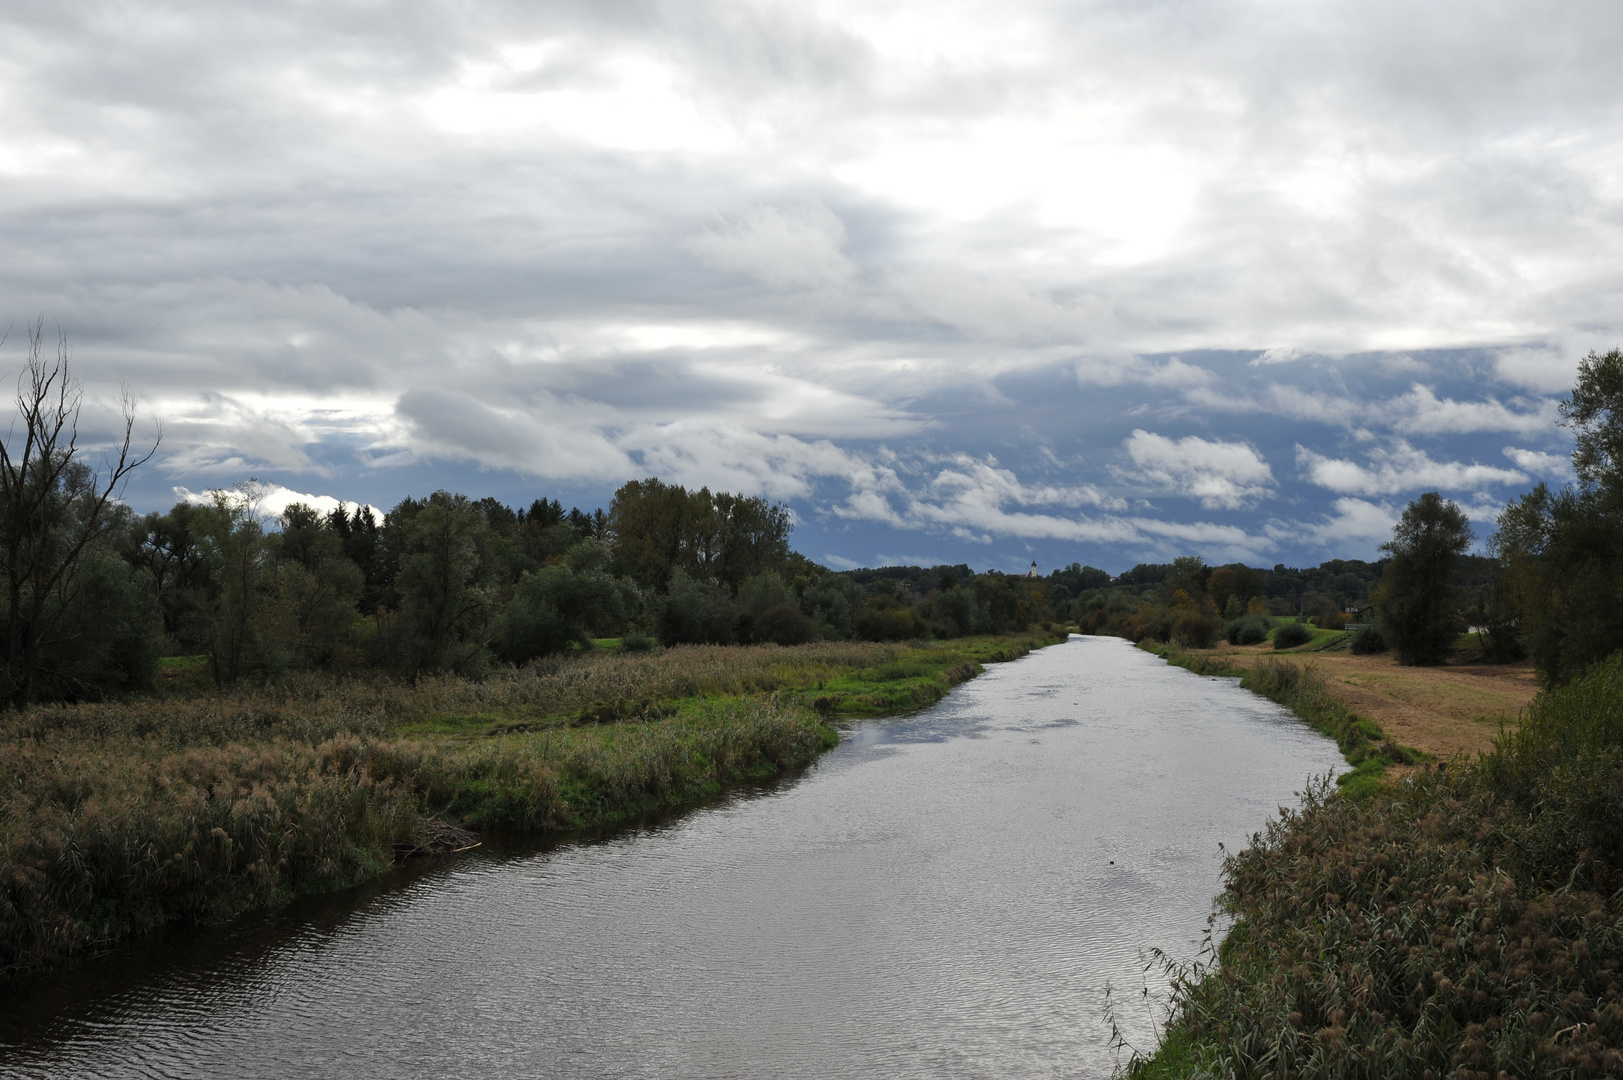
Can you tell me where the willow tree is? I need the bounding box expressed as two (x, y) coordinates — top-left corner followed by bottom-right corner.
(0, 321), (159, 703)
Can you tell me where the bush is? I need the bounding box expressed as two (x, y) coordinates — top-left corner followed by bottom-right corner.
(1272, 620), (1313, 649)
(1171, 612), (1220, 648)
(620, 629), (656, 653)
(854, 605), (928, 642)
(1226, 613), (1272, 646)
(1349, 623), (1386, 654)
(1312, 610), (1349, 630)
(753, 604), (815, 646)
(1160, 654), (1623, 1077)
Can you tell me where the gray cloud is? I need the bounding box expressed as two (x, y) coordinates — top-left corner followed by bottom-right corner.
(0, 0), (1614, 564)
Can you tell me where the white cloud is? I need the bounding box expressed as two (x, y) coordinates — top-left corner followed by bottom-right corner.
(1492, 344), (1581, 394)
(621, 423), (877, 501)
(1308, 497), (1400, 545)
(396, 389), (635, 481)
(1075, 355), (1215, 388)
(1183, 383), (1360, 427)
(1503, 445), (1571, 478)
(1387, 384), (1557, 436)
(1120, 430), (1275, 509)
(173, 481), (379, 524)
(1296, 441), (1527, 496)
(4, 0), (1619, 570)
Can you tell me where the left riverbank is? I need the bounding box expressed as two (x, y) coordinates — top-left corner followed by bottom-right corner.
(0, 633), (1062, 980)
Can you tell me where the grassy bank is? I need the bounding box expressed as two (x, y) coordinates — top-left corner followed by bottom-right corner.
(1141, 643), (1425, 796)
(1131, 653), (1623, 1078)
(0, 633), (1061, 978)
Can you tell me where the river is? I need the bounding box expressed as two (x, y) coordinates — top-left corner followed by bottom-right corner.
(0, 636), (1345, 1079)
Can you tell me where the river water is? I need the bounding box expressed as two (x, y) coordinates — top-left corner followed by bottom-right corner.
(0, 636), (1344, 1079)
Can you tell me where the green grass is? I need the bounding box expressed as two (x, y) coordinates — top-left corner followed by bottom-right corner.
(155, 654), (213, 693)
(1240, 658), (1426, 794)
(1137, 640), (1245, 677)
(1265, 622), (1346, 650)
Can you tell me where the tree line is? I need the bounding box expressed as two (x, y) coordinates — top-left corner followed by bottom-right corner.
(1059, 350), (1623, 684)
(6, 329), (1618, 701)
(0, 337), (1068, 703)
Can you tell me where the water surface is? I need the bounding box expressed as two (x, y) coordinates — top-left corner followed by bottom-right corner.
(0, 636), (1344, 1079)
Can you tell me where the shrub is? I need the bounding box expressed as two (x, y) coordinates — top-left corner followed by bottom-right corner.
(1159, 654), (1623, 1078)
(1171, 612), (1220, 648)
(620, 629), (656, 653)
(853, 605), (927, 642)
(753, 604), (815, 646)
(1349, 622), (1386, 654)
(1311, 609), (1349, 631)
(1226, 614), (1272, 646)
(1272, 620), (1313, 649)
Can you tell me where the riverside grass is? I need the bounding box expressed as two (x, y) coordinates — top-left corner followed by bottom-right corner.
(1140, 643), (1424, 795)
(0, 633), (1058, 977)
(1130, 653), (1623, 1079)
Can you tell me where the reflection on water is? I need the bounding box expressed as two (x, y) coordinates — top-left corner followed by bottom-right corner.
(0, 636), (1344, 1079)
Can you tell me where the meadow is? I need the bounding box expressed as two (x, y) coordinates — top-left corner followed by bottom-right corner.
(0, 633), (1059, 978)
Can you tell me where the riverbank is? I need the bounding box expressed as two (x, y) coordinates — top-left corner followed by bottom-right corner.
(0, 632), (1061, 979)
(1130, 644), (1623, 1076)
(1140, 639), (1540, 791)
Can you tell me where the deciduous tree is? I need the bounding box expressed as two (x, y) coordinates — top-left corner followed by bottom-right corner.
(1376, 492), (1472, 665)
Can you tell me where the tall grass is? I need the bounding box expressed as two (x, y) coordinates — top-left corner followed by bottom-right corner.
(1242, 658), (1423, 794)
(1138, 653), (1623, 1078)
(0, 634), (1058, 977)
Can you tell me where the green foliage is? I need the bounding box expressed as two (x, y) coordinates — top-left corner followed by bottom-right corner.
(1377, 492), (1473, 665)
(1227, 613), (1272, 645)
(1562, 347), (1623, 491)
(1272, 620), (1313, 649)
(0, 634), (1057, 976)
(608, 478), (791, 594)
(494, 543), (640, 664)
(1498, 482), (1623, 685)
(0, 326), (158, 704)
(1349, 622), (1387, 654)
(1488, 353), (1623, 683)
(620, 628), (656, 653)
(655, 569), (736, 645)
(1148, 654), (1623, 1078)
(754, 604), (814, 645)
(385, 491), (493, 675)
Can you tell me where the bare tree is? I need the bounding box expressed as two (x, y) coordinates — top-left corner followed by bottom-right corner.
(0, 320), (159, 703)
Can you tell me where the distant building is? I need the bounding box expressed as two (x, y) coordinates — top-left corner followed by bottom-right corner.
(1026, 561), (1037, 578)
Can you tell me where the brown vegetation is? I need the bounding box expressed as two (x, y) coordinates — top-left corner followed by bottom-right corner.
(1211, 642), (1540, 761)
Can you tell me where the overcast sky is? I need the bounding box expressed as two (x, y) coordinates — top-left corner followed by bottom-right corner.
(3, 0), (1619, 572)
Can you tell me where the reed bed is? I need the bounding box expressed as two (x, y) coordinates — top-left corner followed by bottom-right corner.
(0, 696), (830, 976)
(0, 634), (1056, 977)
(1140, 654), (1623, 1078)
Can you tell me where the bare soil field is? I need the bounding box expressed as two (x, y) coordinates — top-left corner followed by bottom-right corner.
(1211, 642), (1540, 760)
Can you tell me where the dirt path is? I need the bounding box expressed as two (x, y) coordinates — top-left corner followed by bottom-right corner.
(1211, 643), (1541, 760)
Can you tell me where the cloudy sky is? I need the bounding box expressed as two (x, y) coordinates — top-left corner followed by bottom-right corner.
(3, 0), (1618, 572)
